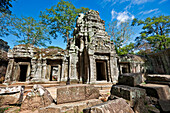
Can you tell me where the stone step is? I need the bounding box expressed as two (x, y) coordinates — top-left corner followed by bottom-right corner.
(94, 84), (112, 90)
(139, 83), (170, 100)
(39, 99), (103, 113)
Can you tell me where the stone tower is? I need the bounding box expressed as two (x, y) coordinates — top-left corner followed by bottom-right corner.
(68, 10), (119, 83)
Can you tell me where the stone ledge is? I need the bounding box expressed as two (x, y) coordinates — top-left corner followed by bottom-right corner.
(39, 99), (102, 113)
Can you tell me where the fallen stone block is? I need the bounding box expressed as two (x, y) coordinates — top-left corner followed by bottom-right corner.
(56, 84), (99, 104)
(146, 74), (170, 85)
(39, 99), (102, 113)
(0, 86), (25, 106)
(110, 85), (146, 106)
(20, 85), (54, 111)
(83, 98), (134, 113)
(118, 73), (142, 86)
(139, 84), (170, 100)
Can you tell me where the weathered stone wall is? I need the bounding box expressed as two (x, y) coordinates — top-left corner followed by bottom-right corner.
(0, 39), (9, 83)
(0, 39), (9, 52)
(119, 54), (145, 74)
(146, 48), (170, 74)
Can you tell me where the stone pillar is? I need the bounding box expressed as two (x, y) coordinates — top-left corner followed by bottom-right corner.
(110, 56), (119, 83)
(89, 55), (95, 83)
(4, 59), (14, 83)
(30, 58), (36, 79)
(26, 63), (31, 81)
(42, 59), (47, 80)
(69, 52), (79, 82)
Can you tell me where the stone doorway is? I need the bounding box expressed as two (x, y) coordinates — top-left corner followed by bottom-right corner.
(19, 65), (28, 81)
(50, 66), (60, 81)
(122, 67), (128, 73)
(96, 60), (107, 81)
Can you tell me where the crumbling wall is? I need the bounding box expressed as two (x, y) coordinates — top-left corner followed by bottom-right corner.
(0, 39), (9, 83)
(146, 48), (170, 74)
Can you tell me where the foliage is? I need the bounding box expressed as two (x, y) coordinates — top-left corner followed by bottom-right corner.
(108, 20), (134, 55)
(11, 16), (51, 47)
(0, 0), (15, 14)
(47, 46), (62, 49)
(40, 0), (89, 42)
(118, 43), (135, 55)
(132, 15), (170, 53)
(0, 13), (14, 37)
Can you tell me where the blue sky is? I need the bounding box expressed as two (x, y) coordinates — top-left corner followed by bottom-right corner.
(1, 0), (170, 49)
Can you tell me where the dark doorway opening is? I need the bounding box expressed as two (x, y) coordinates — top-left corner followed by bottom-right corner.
(122, 67), (128, 73)
(19, 65), (27, 82)
(96, 61), (107, 81)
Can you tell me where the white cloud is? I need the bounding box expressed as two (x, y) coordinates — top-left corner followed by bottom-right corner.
(139, 8), (159, 15)
(111, 9), (135, 24)
(125, 0), (154, 9)
(131, 0), (154, 5)
(159, 0), (167, 4)
(100, 0), (154, 9)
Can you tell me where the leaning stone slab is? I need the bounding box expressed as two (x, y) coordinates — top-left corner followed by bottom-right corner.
(118, 73), (142, 86)
(56, 84), (99, 104)
(83, 98), (134, 113)
(20, 85), (54, 111)
(139, 84), (170, 100)
(39, 99), (102, 113)
(0, 86), (25, 106)
(110, 85), (146, 106)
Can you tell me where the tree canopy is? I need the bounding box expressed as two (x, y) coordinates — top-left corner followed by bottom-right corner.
(11, 16), (51, 47)
(0, 13), (13, 37)
(40, 0), (89, 42)
(132, 15), (170, 53)
(108, 20), (134, 55)
(0, 0), (14, 14)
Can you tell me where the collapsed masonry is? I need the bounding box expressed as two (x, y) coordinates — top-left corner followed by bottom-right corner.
(4, 10), (145, 84)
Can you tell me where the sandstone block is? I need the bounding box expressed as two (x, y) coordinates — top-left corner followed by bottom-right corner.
(159, 99), (170, 112)
(146, 74), (170, 85)
(56, 84), (99, 104)
(85, 85), (99, 99)
(139, 84), (170, 100)
(110, 85), (146, 106)
(39, 99), (102, 113)
(21, 85), (54, 111)
(83, 98), (134, 113)
(118, 73), (142, 86)
(0, 86), (25, 106)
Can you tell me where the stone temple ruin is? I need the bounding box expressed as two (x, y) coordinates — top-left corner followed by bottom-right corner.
(4, 10), (120, 84)
(0, 10), (170, 113)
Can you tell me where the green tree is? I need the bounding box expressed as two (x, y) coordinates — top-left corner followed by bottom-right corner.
(0, 13), (13, 37)
(108, 20), (134, 55)
(132, 15), (170, 52)
(12, 16), (51, 47)
(40, 0), (89, 42)
(118, 43), (135, 55)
